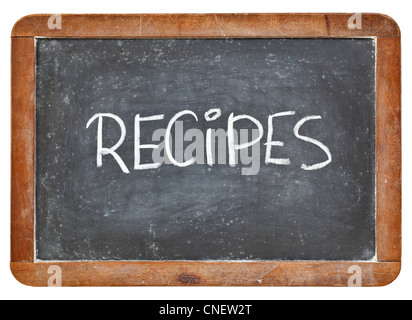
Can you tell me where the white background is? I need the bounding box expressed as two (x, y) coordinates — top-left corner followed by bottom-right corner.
(1, 0), (410, 300)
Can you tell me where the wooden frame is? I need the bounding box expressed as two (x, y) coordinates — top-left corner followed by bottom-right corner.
(11, 13), (401, 286)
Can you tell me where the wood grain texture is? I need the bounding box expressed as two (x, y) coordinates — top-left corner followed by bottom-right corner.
(11, 261), (400, 287)
(10, 13), (401, 286)
(11, 13), (400, 39)
(376, 37), (402, 262)
(11, 37), (35, 263)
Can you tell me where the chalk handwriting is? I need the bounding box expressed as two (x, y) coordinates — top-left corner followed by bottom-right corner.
(86, 109), (332, 175)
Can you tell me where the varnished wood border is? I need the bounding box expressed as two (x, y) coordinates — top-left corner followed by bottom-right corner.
(11, 13), (401, 286)
(11, 37), (35, 263)
(376, 37), (402, 262)
(12, 13), (400, 38)
(11, 261), (400, 287)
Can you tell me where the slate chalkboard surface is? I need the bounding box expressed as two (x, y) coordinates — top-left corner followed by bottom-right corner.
(35, 38), (376, 261)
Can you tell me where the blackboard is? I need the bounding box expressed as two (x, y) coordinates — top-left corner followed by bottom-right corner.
(35, 38), (376, 261)
(11, 13), (401, 287)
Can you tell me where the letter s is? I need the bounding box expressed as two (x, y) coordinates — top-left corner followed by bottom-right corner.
(293, 115), (332, 170)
